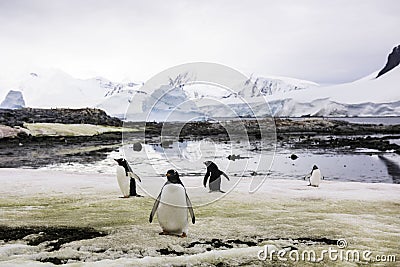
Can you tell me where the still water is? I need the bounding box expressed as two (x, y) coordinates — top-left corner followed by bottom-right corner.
(289, 116), (400, 125)
(42, 139), (400, 184)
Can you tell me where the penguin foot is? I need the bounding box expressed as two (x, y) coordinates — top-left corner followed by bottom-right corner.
(121, 196), (130, 198)
(134, 194), (144, 197)
(180, 232), (187, 238)
(219, 190), (226, 193)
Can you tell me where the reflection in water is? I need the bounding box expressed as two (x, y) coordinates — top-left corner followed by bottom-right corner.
(378, 155), (400, 184)
(41, 139), (399, 184)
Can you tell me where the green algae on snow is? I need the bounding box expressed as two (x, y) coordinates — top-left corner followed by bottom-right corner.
(0, 192), (398, 266)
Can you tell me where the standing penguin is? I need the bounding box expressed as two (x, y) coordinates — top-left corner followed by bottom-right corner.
(114, 158), (142, 198)
(149, 170), (195, 237)
(203, 161), (230, 193)
(304, 165), (323, 187)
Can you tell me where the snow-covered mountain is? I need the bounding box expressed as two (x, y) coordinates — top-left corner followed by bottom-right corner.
(239, 75), (318, 98)
(120, 63), (399, 119)
(0, 68), (316, 119)
(1, 45), (399, 119)
(0, 68), (143, 117)
(264, 46), (400, 117)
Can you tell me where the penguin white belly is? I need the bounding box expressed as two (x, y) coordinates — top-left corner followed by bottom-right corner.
(157, 184), (188, 234)
(310, 169), (322, 187)
(116, 166), (130, 197)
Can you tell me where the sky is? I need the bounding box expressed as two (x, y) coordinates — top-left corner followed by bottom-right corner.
(0, 0), (399, 85)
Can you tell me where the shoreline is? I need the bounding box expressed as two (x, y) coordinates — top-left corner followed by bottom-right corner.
(1, 168), (399, 201)
(0, 118), (399, 169)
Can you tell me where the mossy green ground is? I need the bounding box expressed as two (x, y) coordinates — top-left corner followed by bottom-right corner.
(23, 123), (140, 137)
(1, 191), (398, 266)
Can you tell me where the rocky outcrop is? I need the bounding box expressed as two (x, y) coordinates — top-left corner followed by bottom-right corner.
(0, 90), (25, 109)
(376, 45), (400, 78)
(0, 108), (122, 127)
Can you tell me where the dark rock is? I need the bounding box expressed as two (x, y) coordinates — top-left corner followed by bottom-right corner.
(0, 107), (122, 127)
(132, 142), (143, 151)
(377, 45), (400, 78)
(290, 154), (298, 160)
(39, 257), (68, 265)
(0, 225), (106, 252)
(157, 248), (184, 256)
(227, 154), (251, 161)
(0, 133), (122, 168)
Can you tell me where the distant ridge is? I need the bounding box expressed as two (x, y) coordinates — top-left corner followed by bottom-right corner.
(377, 45), (400, 78)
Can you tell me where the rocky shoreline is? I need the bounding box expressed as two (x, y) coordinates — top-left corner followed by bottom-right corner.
(0, 108), (399, 167)
(0, 108), (122, 127)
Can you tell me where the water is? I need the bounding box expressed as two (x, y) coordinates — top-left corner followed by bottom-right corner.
(289, 117), (400, 125)
(42, 139), (400, 184)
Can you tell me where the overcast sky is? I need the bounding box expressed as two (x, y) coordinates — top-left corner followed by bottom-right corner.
(0, 0), (399, 84)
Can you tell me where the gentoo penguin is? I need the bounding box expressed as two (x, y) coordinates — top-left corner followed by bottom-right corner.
(304, 165), (323, 187)
(114, 158), (142, 198)
(203, 161), (230, 193)
(149, 170), (195, 237)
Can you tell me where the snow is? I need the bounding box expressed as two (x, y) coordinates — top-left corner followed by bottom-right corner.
(0, 168), (399, 206)
(0, 168), (399, 266)
(239, 75), (319, 97)
(265, 67), (400, 117)
(0, 68), (142, 112)
(120, 66), (400, 120)
(73, 246), (264, 267)
(0, 66), (399, 119)
(268, 68), (399, 104)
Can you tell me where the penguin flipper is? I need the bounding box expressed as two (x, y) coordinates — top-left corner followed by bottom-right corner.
(149, 192), (161, 223)
(186, 193), (195, 224)
(128, 172), (142, 182)
(221, 172), (230, 181)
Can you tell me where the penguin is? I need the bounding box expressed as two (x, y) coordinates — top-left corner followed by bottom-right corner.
(149, 170), (195, 237)
(304, 165), (323, 187)
(114, 158), (142, 198)
(203, 161), (230, 193)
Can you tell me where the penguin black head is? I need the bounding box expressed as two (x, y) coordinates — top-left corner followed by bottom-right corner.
(312, 165), (319, 170)
(203, 161), (212, 167)
(114, 158), (131, 174)
(114, 158), (126, 166)
(166, 169), (182, 184)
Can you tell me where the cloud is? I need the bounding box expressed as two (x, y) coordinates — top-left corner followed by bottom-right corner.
(0, 0), (399, 84)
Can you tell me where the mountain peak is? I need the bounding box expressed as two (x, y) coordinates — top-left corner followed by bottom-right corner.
(376, 45), (400, 78)
(0, 90), (25, 109)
